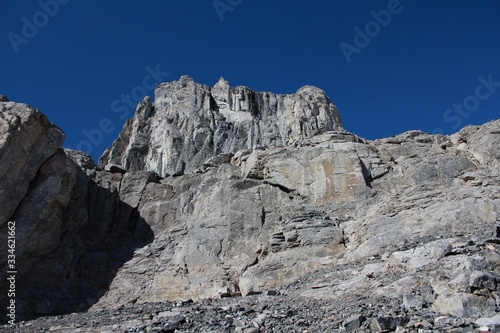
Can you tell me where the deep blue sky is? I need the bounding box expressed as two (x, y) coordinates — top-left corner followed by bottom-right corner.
(1, 1), (499, 160)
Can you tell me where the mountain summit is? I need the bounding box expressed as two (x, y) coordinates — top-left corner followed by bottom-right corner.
(100, 76), (344, 177)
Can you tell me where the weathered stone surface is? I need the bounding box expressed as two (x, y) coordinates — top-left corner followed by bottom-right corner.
(11, 150), (77, 258)
(476, 314), (500, 328)
(0, 80), (499, 332)
(0, 102), (155, 320)
(64, 148), (96, 177)
(99, 76), (345, 177)
(0, 100), (65, 227)
(237, 141), (373, 207)
(453, 119), (500, 169)
(433, 292), (496, 318)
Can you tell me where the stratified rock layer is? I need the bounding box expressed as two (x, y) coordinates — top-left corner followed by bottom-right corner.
(0, 78), (499, 332)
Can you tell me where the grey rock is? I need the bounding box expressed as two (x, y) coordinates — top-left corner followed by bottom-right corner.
(433, 292), (496, 318)
(370, 316), (410, 332)
(0, 104), (155, 320)
(433, 316), (466, 329)
(11, 150), (77, 258)
(469, 271), (499, 291)
(1, 149), (87, 317)
(0, 79), (500, 332)
(64, 148), (96, 177)
(395, 327), (408, 333)
(403, 294), (426, 311)
(476, 314), (500, 328)
(0, 100), (65, 227)
(344, 314), (365, 332)
(243, 328), (260, 333)
(99, 76), (344, 177)
(454, 120), (500, 169)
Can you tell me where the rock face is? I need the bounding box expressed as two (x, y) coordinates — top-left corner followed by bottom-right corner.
(0, 100), (153, 318)
(99, 76), (344, 177)
(0, 78), (499, 332)
(0, 99), (65, 228)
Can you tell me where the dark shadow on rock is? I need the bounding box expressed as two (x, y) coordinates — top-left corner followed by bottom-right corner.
(0, 173), (154, 324)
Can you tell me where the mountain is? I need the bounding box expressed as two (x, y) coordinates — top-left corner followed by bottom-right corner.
(0, 78), (499, 332)
(99, 75), (344, 177)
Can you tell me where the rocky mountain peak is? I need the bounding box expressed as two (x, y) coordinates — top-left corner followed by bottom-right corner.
(213, 76), (230, 90)
(100, 76), (345, 177)
(296, 85), (326, 95)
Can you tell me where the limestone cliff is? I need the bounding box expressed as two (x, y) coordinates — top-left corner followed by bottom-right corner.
(0, 78), (499, 332)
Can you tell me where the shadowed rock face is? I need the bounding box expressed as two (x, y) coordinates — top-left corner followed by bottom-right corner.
(0, 78), (499, 331)
(0, 101), (154, 321)
(99, 76), (344, 177)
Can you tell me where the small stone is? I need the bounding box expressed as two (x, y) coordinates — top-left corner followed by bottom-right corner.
(243, 328), (260, 333)
(403, 294), (425, 311)
(370, 316), (410, 332)
(476, 314), (500, 328)
(344, 314), (365, 332)
(254, 313), (267, 326)
(470, 271), (499, 291)
(434, 316), (458, 328)
(157, 310), (181, 318)
(421, 319), (432, 329)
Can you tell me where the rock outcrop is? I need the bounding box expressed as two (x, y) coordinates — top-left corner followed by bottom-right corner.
(99, 76), (344, 177)
(0, 100), (153, 318)
(0, 99), (65, 228)
(0, 77), (499, 332)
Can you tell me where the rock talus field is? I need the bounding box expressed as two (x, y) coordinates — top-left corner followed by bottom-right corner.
(0, 78), (499, 332)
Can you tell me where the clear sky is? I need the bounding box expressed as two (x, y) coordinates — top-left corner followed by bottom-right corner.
(1, 0), (499, 161)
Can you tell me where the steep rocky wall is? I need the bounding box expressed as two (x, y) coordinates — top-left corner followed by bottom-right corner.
(0, 100), (154, 320)
(0, 98), (65, 228)
(90, 119), (500, 319)
(0, 80), (499, 329)
(99, 76), (344, 177)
